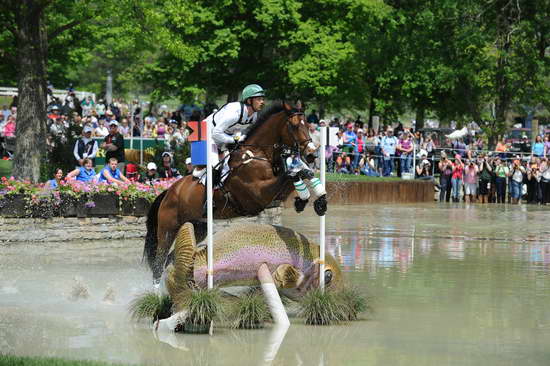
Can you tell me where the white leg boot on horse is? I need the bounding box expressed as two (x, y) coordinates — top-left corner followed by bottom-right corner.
(307, 177), (327, 216)
(293, 179), (310, 213)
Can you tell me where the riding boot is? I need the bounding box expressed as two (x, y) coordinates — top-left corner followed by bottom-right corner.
(294, 197), (309, 213)
(313, 194), (328, 216)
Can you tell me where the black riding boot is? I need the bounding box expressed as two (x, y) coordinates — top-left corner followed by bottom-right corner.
(313, 194), (327, 216)
(294, 197), (309, 213)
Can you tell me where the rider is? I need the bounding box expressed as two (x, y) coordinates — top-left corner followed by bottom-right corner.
(192, 84), (266, 179)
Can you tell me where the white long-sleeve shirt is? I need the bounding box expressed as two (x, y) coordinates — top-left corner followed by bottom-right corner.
(205, 102), (258, 145)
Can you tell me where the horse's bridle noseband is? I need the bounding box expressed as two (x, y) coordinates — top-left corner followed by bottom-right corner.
(285, 110), (313, 156)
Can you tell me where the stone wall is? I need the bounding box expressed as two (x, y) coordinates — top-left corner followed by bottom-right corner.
(0, 206), (282, 243)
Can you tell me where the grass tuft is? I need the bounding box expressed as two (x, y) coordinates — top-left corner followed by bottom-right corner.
(181, 288), (224, 326)
(229, 291), (271, 329)
(298, 288), (344, 325)
(334, 286), (370, 321)
(128, 291), (172, 322)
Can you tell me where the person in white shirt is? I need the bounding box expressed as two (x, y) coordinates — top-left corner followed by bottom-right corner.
(73, 125), (99, 167)
(194, 84), (266, 179)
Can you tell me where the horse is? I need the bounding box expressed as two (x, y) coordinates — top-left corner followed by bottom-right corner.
(144, 101), (326, 281)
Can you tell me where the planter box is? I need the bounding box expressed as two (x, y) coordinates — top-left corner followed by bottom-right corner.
(59, 194), (78, 217)
(0, 194), (27, 217)
(77, 194), (120, 217)
(121, 198), (151, 216)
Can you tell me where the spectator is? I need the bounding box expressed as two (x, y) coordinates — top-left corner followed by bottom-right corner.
(3, 115), (15, 138)
(509, 157), (526, 204)
(526, 162), (541, 204)
(143, 117), (154, 137)
(532, 135), (544, 157)
(1, 105), (10, 120)
(495, 137), (508, 159)
(381, 128), (398, 177)
(451, 154), (464, 202)
(451, 138), (467, 158)
(81, 96), (95, 117)
(101, 120), (126, 173)
(158, 152), (182, 179)
(45, 168), (63, 189)
(463, 159), (479, 203)
(98, 157), (130, 185)
(66, 158), (96, 183)
(477, 154), (492, 204)
(335, 152), (352, 174)
(94, 119), (109, 137)
(541, 157), (550, 205)
(358, 152), (379, 176)
(307, 109), (319, 125)
(125, 163), (139, 182)
(398, 131), (414, 173)
(519, 135), (531, 154)
(342, 123), (357, 168)
(156, 120), (167, 138)
(73, 125), (99, 167)
(95, 99), (106, 117)
(140, 162), (160, 184)
(355, 129), (366, 168)
(438, 152), (453, 202)
(415, 154), (433, 181)
(493, 157), (509, 203)
(185, 157), (193, 175)
(544, 135), (550, 157)
(119, 118), (131, 137)
(422, 135), (435, 158)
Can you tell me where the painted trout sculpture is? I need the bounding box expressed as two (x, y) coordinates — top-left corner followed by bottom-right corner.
(160, 222), (342, 306)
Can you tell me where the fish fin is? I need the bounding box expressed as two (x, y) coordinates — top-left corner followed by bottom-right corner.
(272, 264), (302, 288)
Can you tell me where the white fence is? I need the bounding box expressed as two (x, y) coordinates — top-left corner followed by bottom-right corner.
(0, 87), (95, 102)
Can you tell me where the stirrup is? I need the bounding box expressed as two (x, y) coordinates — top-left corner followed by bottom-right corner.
(313, 195), (327, 216)
(294, 197), (308, 213)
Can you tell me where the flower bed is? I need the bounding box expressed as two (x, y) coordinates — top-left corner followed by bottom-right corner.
(0, 176), (177, 218)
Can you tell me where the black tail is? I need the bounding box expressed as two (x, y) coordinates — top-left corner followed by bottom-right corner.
(143, 190), (168, 270)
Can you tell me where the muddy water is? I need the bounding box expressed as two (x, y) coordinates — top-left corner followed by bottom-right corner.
(1, 204), (550, 365)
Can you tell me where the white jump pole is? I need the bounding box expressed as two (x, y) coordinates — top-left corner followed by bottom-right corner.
(206, 121), (214, 289)
(319, 126), (327, 290)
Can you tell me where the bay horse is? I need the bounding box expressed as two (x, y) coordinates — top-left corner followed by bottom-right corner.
(144, 101), (325, 281)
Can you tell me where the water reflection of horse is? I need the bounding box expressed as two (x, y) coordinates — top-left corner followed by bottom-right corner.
(144, 101), (321, 281)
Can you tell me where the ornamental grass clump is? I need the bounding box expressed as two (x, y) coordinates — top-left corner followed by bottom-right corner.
(181, 288), (224, 333)
(335, 286), (369, 321)
(298, 288), (344, 326)
(129, 291), (172, 322)
(230, 291), (271, 329)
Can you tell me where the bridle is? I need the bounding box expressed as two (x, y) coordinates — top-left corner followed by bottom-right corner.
(285, 110), (312, 156)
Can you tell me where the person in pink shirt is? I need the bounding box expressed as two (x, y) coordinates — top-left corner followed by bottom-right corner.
(463, 159), (479, 203)
(451, 154), (464, 202)
(2, 116), (15, 138)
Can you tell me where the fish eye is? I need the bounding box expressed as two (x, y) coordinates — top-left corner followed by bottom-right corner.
(324, 270), (333, 285)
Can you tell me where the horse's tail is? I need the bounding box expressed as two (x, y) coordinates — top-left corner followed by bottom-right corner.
(143, 190), (168, 270)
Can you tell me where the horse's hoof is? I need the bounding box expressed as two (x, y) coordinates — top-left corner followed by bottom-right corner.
(313, 195), (327, 216)
(294, 197), (308, 213)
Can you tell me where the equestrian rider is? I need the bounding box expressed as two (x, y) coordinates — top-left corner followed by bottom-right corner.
(194, 84), (266, 178)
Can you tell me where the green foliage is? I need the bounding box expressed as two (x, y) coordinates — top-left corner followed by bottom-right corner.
(129, 292), (173, 322)
(334, 286), (370, 321)
(0, 354), (135, 366)
(298, 288), (344, 325)
(229, 291), (271, 329)
(182, 288), (224, 326)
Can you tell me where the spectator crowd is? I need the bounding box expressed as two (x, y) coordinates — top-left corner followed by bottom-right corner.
(2, 93), (550, 206)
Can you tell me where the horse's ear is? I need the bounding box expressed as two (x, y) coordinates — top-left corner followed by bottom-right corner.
(282, 100), (293, 113)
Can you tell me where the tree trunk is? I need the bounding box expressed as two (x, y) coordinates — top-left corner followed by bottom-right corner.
(12, 2), (48, 182)
(415, 107), (425, 130)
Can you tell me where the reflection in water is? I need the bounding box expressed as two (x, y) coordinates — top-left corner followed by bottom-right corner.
(1, 204), (550, 365)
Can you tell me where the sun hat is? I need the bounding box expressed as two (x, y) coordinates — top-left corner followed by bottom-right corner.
(147, 162), (157, 170)
(83, 125), (93, 133)
(109, 120), (119, 127)
(185, 157), (192, 165)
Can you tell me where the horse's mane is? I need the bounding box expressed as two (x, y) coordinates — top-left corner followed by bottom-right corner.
(245, 101), (286, 138)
